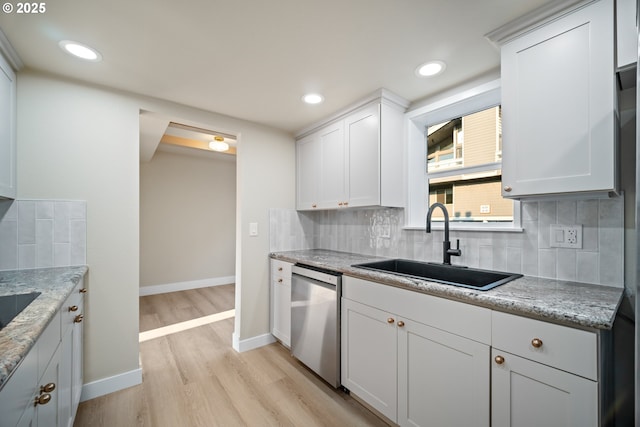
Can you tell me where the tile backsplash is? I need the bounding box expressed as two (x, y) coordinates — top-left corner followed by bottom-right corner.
(270, 196), (624, 287)
(0, 199), (87, 270)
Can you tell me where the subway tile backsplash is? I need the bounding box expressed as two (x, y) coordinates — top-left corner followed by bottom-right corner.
(269, 196), (624, 288)
(0, 199), (87, 271)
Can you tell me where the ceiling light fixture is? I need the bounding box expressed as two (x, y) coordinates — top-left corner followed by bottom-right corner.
(302, 93), (324, 105)
(209, 136), (229, 152)
(59, 40), (102, 62)
(415, 60), (446, 77)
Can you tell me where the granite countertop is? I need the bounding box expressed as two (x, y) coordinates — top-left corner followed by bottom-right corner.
(270, 249), (624, 331)
(0, 266), (88, 391)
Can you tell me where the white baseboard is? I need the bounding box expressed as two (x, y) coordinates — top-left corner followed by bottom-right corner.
(139, 276), (236, 296)
(80, 367), (143, 402)
(232, 332), (276, 353)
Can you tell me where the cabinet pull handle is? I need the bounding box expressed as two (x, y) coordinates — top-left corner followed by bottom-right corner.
(531, 338), (543, 348)
(397, 321), (405, 327)
(74, 314), (84, 323)
(40, 383), (56, 393)
(35, 393), (51, 406)
(68, 305), (78, 312)
(494, 355), (505, 365)
(41, 383), (55, 393)
(503, 186), (512, 192)
(387, 318), (394, 324)
(79, 288), (87, 293)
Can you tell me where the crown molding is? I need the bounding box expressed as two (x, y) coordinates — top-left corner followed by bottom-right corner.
(485, 0), (595, 47)
(0, 28), (23, 70)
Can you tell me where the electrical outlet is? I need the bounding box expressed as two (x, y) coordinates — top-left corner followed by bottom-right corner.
(549, 224), (582, 249)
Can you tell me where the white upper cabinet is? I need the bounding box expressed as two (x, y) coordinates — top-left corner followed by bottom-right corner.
(295, 90), (408, 210)
(616, 0), (637, 70)
(345, 104), (380, 208)
(0, 49), (16, 199)
(500, 0), (616, 199)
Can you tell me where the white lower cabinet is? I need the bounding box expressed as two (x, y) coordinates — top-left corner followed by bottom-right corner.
(341, 276), (491, 426)
(270, 259), (292, 347)
(491, 310), (601, 427)
(341, 299), (397, 420)
(341, 276), (605, 426)
(0, 280), (85, 427)
(491, 349), (597, 427)
(398, 318), (490, 427)
(59, 283), (85, 427)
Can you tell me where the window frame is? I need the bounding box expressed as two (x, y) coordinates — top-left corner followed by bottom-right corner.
(404, 78), (522, 231)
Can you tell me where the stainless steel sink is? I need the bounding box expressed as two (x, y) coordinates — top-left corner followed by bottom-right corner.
(0, 292), (41, 330)
(352, 259), (522, 291)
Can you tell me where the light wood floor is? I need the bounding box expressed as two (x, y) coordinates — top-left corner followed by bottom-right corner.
(74, 285), (388, 427)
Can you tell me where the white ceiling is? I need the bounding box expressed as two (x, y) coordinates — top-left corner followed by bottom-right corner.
(0, 0), (553, 135)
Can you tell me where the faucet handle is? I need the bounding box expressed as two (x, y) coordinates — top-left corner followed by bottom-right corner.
(447, 239), (462, 257)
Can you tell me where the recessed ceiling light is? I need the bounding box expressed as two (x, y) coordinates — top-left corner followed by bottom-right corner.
(302, 93), (324, 105)
(415, 60), (446, 77)
(59, 40), (102, 62)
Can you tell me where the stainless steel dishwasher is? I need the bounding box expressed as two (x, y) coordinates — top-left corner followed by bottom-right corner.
(290, 264), (342, 388)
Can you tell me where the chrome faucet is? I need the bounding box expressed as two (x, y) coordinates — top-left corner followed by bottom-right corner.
(426, 202), (461, 265)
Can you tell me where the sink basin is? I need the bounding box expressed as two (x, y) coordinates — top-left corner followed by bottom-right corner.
(352, 259), (522, 291)
(0, 292), (41, 330)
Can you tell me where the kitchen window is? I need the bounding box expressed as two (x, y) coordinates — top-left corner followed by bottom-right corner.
(404, 78), (521, 230)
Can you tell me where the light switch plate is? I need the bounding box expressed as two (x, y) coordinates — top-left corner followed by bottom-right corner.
(249, 222), (258, 236)
(549, 224), (582, 249)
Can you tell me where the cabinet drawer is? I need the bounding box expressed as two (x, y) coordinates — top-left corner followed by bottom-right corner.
(343, 276), (491, 344)
(492, 311), (597, 380)
(62, 285), (84, 336)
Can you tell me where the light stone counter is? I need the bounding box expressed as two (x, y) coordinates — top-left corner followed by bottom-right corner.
(270, 249), (623, 330)
(0, 266), (88, 390)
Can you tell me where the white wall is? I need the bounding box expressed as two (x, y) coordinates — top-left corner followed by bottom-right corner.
(16, 71), (141, 384)
(139, 150), (236, 287)
(134, 95), (296, 350)
(16, 70), (296, 394)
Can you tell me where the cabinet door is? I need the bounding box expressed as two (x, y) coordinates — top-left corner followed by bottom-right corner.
(397, 319), (490, 427)
(341, 298), (397, 422)
(17, 404), (36, 427)
(501, 0), (615, 197)
(345, 104), (380, 207)
(271, 278), (291, 347)
(491, 349), (597, 427)
(0, 342), (38, 427)
(36, 344), (61, 427)
(318, 122), (346, 208)
(70, 300), (84, 418)
(296, 133), (321, 210)
(0, 51), (15, 199)
(59, 327), (73, 427)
